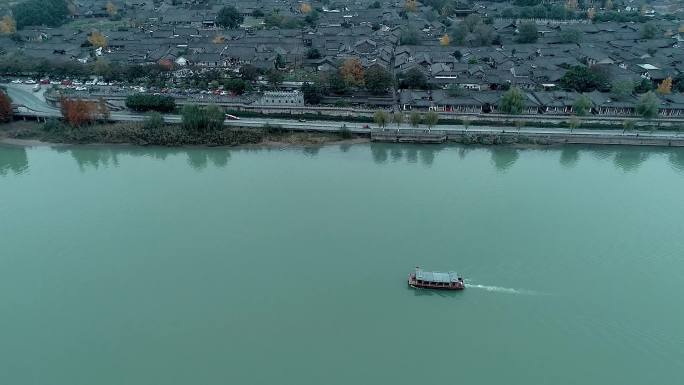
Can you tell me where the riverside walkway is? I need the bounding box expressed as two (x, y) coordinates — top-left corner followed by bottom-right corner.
(5, 84), (684, 147)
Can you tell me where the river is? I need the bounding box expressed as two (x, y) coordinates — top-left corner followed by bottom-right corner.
(1, 143), (684, 385)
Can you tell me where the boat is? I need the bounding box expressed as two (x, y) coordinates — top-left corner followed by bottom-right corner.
(408, 267), (465, 290)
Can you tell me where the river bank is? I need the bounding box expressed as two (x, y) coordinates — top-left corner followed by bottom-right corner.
(0, 121), (366, 148)
(3, 120), (684, 148)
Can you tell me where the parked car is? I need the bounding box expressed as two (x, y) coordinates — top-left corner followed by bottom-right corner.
(24, 79), (36, 84)
(39, 79), (50, 84)
(362, 124), (369, 128)
(225, 114), (240, 120)
(10, 79), (22, 84)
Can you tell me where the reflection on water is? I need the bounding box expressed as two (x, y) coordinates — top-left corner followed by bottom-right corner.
(405, 146), (418, 163)
(559, 147), (580, 168)
(614, 148), (650, 172)
(668, 149), (684, 172)
(302, 146), (320, 157)
(0, 145), (29, 176)
(370, 143), (388, 164)
(6, 144), (684, 177)
(490, 147), (519, 172)
(390, 147), (403, 162)
(418, 147), (436, 166)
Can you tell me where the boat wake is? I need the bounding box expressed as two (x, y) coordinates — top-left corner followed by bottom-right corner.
(466, 283), (540, 295)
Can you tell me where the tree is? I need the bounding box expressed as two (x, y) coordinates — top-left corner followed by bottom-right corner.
(364, 65), (392, 95)
(439, 34), (450, 46)
(301, 82), (323, 104)
(424, 111), (439, 128)
(370, 1), (381, 9)
(392, 112), (404, 127)
(572, 95), (592, 116)
(142, 112), (164, 131)
(452, 50), (462, 61)
(275, 54), (286, 69)
(0, 90), (13, 122)
(586, 7), (596, 20)
(404, 0), (418, 12)
(516, 23), (538, 43)
(97, 97), (110, 121)
(464, 14), (482, 31)
(224, 78), (247, 95)
(499, 87), (525, 114)
(205, 105), (225, 131)
(0, 15), (16, 34)
(636, 92), (659, 119)
(88, 31), (107, 48)
(93, 58), (112, 78)
(673, 74), (684, 93)
(559, 29), (582, 44)
(60, 98), (97, 127)
(656, 77), (672, 95)
(329, 72), (349, 94)
(306, 48), (321, 59)
(217, 6), (244, 29)
(450, 25), (468, 45)
(398, 68), (427, 89)
(12, 0), (69, 29)
(409, 111), (422, 127)
(559, 65), (609, 92)
(181, 105), (223, 132)
(299, 3), (312, 13)
(635, 78), (654, 94)
(339, 58), (364, 87)
(611, 81), (634, 100)
(106, 1), (118, 17)
(125, 94), (176, 112)
(641, 23), (657, 39)
(266, 69), (283, 88)
(446, 83), (464, 97)
(473, 24), (496, 46)
(400, 26), (419, 45)
(374, 110), (390, 128)
(240, 64), (259, 81)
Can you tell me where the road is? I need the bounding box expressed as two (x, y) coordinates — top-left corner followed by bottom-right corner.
(4, 84), (684, 140)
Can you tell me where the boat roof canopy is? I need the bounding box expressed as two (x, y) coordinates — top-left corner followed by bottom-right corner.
(416, 270), (459, 283)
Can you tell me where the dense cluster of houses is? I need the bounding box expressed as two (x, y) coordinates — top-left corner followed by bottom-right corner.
(1, 0), (684, 117)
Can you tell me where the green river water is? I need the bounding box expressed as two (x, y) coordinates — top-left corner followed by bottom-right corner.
(1, 143), (684, 385)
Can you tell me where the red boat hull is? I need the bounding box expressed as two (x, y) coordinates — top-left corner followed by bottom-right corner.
(408, 273), (465, 290)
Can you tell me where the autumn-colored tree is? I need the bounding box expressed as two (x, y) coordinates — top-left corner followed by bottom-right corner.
(0, 90), (13, 122)
(439, 34), (450, 46)
(212, 35), (225, 44)
(97, 97), (111, 121)
(657, 77), (672, 94)
(106, 1), (118, 17)
(60, 98), (98, 127)
(604, 0), (613, 10)
(0, 15), (16, 35)
(565, 0), (578, 11)
(339, 58), (365, 87)
(300, 3), (312, 13)
(679, 25), (684, 33)
(88, 31), (107, 48)
(404, 0), (418, 12)
(586, 7), (596, 20)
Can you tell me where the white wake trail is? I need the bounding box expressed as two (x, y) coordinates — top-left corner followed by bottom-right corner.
(466, 283), (541, 295)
